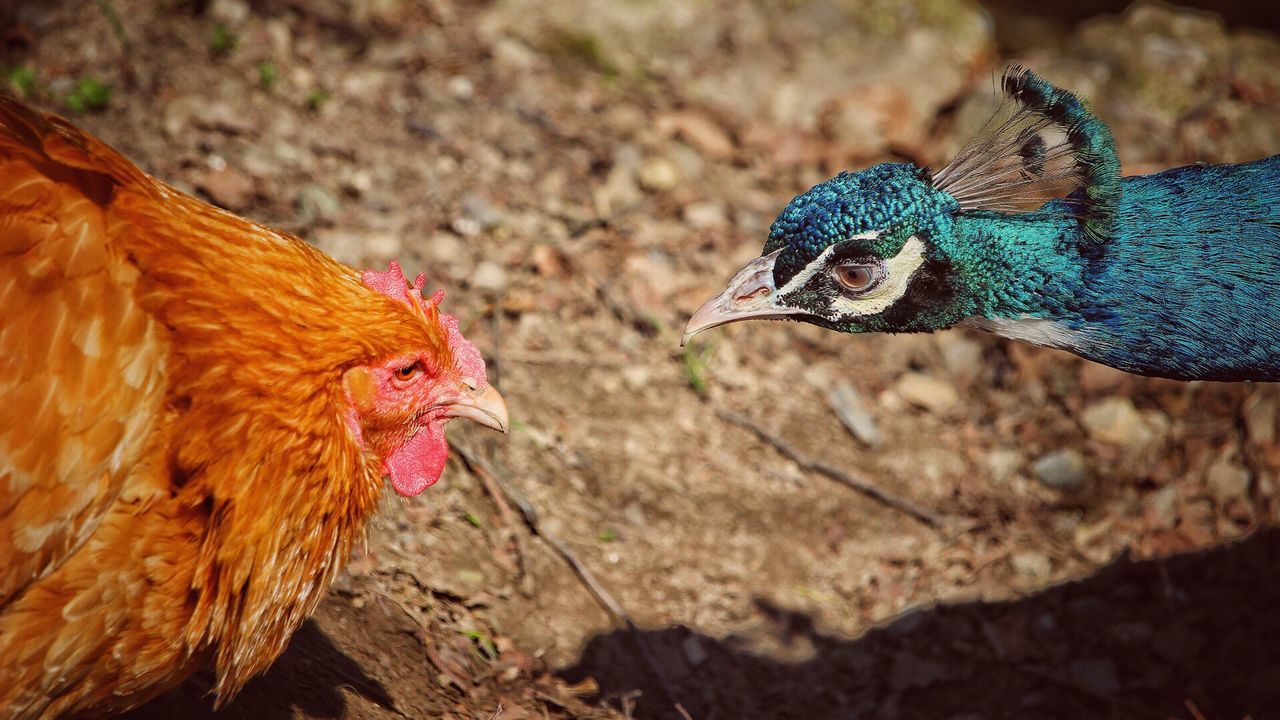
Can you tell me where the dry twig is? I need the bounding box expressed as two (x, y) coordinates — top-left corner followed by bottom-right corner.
(453, 431), (530, 587)
(456, 443), (522, 532)
(715, 407), (948, 530)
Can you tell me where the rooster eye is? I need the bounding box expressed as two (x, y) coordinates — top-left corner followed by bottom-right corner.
(395, 362), (423, 381)
(832, 263), (883, 295)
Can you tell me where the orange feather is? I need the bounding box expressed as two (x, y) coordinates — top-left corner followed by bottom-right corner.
(0, 96), (478, 718)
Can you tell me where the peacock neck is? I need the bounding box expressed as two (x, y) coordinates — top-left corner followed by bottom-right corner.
(946, 208), (1091, 322)
(954, 156), (1280, 381)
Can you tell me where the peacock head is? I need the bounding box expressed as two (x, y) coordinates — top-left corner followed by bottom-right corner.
(685, 163), (968, 341)
(683, 66), (1120, 345)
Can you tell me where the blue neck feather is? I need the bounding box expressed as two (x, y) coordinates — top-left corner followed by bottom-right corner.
(957, 155), (1280, 380)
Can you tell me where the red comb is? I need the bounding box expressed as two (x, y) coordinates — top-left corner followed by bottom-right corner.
(361, 262), (488, 385)
(361, 262), (429, 307)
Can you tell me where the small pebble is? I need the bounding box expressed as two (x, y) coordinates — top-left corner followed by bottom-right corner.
(447, 75), (475, 101)
(827, 383), (881, 447)
(984, 448), (1024, 484)
(469, 261), (507, 292)
(1032, 449), (1087, 492)
(1080, 396), (1165, 452)
(894, 372), (959, 414)
(1011, 550), (1052, 584)
(637, 157), (681, 192)
(1206, 456), (1250, 504)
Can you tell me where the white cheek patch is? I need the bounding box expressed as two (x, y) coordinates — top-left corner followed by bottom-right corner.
(826, 236), (928, 319)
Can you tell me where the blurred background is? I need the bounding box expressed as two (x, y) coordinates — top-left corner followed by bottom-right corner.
(4, 0), (1280, 718)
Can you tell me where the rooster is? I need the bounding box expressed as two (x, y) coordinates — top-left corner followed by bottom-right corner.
(0, 96), (508, 718)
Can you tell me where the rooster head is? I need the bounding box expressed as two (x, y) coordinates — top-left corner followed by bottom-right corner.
(343, 262), (508, 497)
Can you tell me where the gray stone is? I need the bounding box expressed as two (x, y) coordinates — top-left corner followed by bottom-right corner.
(1032, 449), (1088, 491)
(827, 383), (881, 447)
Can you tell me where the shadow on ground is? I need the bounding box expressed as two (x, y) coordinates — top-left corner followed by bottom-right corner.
(562, 528), (1280, 720)
(120, 530), (1280, 720)
(121, 620), (396, 720)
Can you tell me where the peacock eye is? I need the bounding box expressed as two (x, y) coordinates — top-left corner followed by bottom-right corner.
(831, 262), (883, 295)
(395, 361), (424, 382)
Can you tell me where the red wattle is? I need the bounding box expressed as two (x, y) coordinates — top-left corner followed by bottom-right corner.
(384, 422), (448, 496)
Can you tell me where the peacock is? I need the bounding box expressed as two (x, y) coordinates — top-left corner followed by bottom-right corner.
(683, 66), (1280, 382)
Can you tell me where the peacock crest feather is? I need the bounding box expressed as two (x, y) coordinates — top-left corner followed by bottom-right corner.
(931, 66), (1121, 242)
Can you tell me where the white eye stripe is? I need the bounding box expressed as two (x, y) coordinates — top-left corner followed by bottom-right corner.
(775, 231), (881, 297)
(827, 236), (928, 319)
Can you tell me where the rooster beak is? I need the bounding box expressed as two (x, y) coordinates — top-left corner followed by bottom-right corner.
(682, 249), (807, 346)
(445, 383), (509, 433)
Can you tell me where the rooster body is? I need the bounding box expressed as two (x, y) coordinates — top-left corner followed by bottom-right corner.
(685, 67), (1280, 382)
(0, 98), (507, 718)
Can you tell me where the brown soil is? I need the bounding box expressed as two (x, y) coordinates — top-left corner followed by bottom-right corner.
(6, 1), (1280, 718)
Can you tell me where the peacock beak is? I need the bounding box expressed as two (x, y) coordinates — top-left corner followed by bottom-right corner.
(682, 249), (807, 346)
(444, 383), (509, 433)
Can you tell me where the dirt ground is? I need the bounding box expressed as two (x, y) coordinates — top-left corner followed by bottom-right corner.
(6, 0), (1280, 718)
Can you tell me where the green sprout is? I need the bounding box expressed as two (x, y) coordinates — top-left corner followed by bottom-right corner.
(65, 77), (112, 114)
(598, 529), (618, 542)
(257, 62), (278, 90)
(681, 339), (716, 395)
(463, 511), (482, 528)
(210, 24), (238, 56)
(648, 311), (716, 395)
(7, 67), (35, 98)
(548, 30), (619, 78)
(305, 89), (330, 112)
(460, 629), (498, 660)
